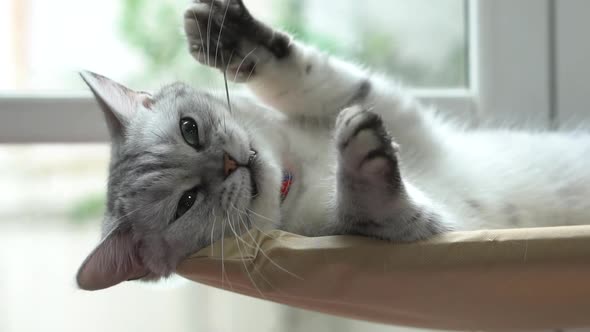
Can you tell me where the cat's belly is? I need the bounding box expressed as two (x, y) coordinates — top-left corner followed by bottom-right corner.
(405, 130), (590, 231)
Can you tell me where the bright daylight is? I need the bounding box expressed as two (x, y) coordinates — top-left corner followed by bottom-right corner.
(1, 1), (589, 332)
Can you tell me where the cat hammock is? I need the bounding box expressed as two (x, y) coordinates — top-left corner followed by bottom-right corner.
(177, 225), (590, 331)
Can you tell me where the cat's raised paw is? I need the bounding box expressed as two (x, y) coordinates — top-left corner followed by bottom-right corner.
(184, 0), (290, 81)
(335, 106), (401, 186)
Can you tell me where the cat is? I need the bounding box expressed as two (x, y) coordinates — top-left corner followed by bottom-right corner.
(76, 0), (590, 291)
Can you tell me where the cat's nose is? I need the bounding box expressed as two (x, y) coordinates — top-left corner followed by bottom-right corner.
(223, 153), (238, 177)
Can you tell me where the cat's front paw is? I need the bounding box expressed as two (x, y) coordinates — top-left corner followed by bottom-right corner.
(184, 0), (290, 81)
(335, 106), (401, 187)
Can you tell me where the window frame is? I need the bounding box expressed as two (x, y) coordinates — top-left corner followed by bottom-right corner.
(0, 90), (478, 143)
(6, 0), (556, 143)
(475, 0), (557, 129)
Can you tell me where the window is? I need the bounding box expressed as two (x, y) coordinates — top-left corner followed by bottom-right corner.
(1, 0), (473, 143)
(1, 0), (467, 92)
(475, 0), (590, 128)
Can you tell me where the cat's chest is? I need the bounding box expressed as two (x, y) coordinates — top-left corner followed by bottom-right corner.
(277, 126), (336, 234)
(282, 124), (334, 178)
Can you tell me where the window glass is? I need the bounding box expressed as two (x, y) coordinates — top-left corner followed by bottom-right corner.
(0, 0), (467, 92)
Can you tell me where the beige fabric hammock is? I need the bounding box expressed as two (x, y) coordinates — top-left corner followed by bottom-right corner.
(176, 225), (590, 331)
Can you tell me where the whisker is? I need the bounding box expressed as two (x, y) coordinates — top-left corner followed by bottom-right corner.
(244, 208), (279, 228)
(222, 50), (235, 116)
(243, 207), (308, 248)
(191, 9), (206, 63)
(206, 2), (214, 67)
(214, 0), (231, 69)
(232, 47), (258, 82)
(221, 112), (229, 132)
(234, 209), (284, 295)
(227, 213), (266, 298)
(243, 59), (260, 84)
(226, 217), (257, 251)
(210, 207), (217, 256)
(221, 213), (225, 288)
(220, 213), (234, 290)
(233, 206), (303, 280)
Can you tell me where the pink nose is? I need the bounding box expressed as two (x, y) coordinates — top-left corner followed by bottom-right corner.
(224, 153), (238, 177)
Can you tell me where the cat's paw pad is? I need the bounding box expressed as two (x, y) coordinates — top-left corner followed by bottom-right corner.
(335, 106), (399, 180)
(184, 0), (288, 81)
(184, 0), (253, 73)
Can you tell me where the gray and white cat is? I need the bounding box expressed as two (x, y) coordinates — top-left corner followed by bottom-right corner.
(76, 0), (590, 291)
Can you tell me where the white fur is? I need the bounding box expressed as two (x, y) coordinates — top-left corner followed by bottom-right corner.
(234, 41), (590, 232)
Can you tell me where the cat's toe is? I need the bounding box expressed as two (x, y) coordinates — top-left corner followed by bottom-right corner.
(336, 106), (400, 182)
(184, 0), (254, 73)
(184, 0), (288, 81)
(184, 3), (224, 67)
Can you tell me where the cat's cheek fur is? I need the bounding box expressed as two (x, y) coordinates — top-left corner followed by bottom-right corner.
(139, 235), (179, 279)
(247, 135), (282, 230)
(139, 229), (209, 282)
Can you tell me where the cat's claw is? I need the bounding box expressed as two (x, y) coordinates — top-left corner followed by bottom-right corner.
(184, 0), (290, 81)
(336, 106), (401, 188)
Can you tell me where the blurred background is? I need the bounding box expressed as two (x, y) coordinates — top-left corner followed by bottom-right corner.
(0, 0), (467, 91)
(0, 0), (466, 330)
(1, 0), (590, 331)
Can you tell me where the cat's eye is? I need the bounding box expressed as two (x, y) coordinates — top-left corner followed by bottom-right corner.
(174, 188), (199, 220)
(180, 117), (199, 147)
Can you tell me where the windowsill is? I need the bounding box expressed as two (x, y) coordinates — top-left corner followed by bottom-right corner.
(0, 89), (477, 143)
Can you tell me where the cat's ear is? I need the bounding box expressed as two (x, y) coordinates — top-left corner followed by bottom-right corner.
(76, 224), (149, 291)
(79, 70), (153, 141)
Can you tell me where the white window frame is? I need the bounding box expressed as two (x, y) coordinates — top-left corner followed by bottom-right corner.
(475, 0), (557, 129)
(0, 0), (562, 143)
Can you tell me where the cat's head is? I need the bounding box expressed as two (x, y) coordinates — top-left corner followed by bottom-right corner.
(76, 71), (281, 290)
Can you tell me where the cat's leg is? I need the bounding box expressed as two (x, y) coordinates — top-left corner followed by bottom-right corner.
(184, 0), (440, 155)
(184, 0), (452, 241)
(329, 105), (452, 241)
(184, 0), (368, 117)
